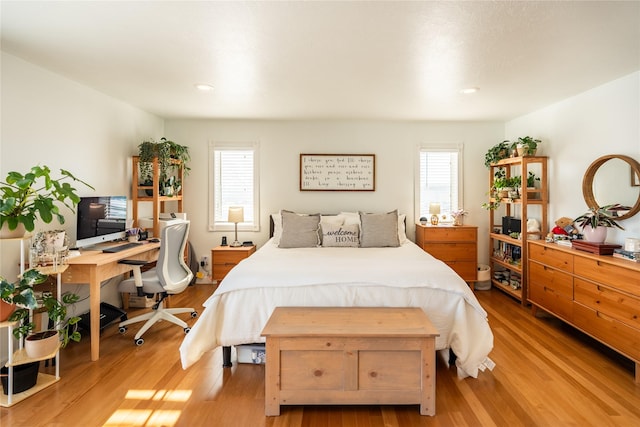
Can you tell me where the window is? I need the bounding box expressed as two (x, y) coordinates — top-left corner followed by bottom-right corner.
(209, 141), (260, 231)
(415, 144), (463, 220)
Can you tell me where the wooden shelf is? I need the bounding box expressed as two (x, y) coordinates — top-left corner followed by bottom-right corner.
(0, 373), (59, 407)
(488, 156), (548, 305)
(5, 347), (61, 367)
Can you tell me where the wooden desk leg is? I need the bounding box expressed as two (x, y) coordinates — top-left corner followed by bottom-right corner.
(89, 271), (100, 361)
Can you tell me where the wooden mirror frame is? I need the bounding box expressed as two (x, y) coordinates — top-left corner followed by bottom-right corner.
(582, 154), (640, 220)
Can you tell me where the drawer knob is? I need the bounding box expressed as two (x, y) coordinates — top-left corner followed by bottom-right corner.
(313, 369), (324, 377)
(369, 371), (378, 378)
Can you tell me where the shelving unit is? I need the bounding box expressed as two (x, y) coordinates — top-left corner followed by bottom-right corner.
(131, 156), (184, 237)
(1, 236), (64, 407)
(488, 156), (548, 305)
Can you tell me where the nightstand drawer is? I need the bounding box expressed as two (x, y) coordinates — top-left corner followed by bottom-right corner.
(211, 245), (256, 282)
(422, 228), (476, 242)
(423, 243), (476, 261)
(444, 261), (477, 281)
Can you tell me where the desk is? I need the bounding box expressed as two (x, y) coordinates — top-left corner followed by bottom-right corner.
(63, 242), (160, 361)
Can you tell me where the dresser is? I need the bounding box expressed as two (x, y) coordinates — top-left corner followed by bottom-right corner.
(415, 224), (478, 287)
(211, 245), (256, 283)
(528, 240), (640, 383)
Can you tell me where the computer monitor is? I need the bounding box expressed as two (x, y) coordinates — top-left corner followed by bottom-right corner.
(75, 196), (127, 248)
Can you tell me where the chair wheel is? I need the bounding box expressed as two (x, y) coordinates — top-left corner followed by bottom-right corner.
(119, 326), (127, 334)
(184, 327), (191, 334)
(191, 311), (198, 318)
(135, 338), (144, 346)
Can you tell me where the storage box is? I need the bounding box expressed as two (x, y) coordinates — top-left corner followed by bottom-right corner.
(237, 343), (266, 364)
(128, 294), (155, 308)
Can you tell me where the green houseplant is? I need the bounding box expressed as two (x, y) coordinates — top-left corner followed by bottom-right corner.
(516, 136), (541, 156)
(574, 204), (625, 243)
(484, 141), (511, 168)
(0, 165), (93, 237)
(138, 138), (191, 190)
(2, 269), (81, 356)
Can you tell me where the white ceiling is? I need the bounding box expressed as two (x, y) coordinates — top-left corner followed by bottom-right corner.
(1, 1), (639, 121)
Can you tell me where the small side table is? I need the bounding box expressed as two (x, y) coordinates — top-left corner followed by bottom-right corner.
(211, 245), (256, 283)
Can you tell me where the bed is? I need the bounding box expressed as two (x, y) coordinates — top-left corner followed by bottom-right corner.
(179, 210), (494, 378)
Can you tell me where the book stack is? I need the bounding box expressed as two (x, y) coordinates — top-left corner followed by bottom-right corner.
(613, 248), (640, 262)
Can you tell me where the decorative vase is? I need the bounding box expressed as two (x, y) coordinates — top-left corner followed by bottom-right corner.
(582, 225), (607, 243)
(0, 300), (15, 322)
(453, 216), (464, 226)
(0, 223), (26, 239)
(25, 330), (60, 359)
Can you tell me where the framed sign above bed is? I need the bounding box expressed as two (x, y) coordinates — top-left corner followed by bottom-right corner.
(300, 153), (375, 191)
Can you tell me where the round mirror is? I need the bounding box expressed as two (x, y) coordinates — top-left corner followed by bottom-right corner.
(582, 154), (640, 220)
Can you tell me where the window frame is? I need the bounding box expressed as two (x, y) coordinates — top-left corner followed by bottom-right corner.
(208, 140), (260, 232)
(414, 143), (464, 222)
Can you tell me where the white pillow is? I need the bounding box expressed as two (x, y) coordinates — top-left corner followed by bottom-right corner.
(398, 213), (407, 244)
(321, 223), (360, 247)
(339, 211), (361, 226)
(320, 215), (344, 227)
(271, 212), (282, 245)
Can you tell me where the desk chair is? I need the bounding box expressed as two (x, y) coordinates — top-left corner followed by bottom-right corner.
(117, 221), (197, 346)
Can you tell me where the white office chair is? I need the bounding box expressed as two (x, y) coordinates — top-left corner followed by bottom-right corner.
(118, 221), (197, 346)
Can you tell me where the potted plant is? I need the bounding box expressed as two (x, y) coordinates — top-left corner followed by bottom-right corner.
(516, 136), (541, 156)
(0, 165), (93, 238)
(138, 138), (190, 188)
(484, 141), (511, 168)
(574, 204), (625, 243)
(4, 269), (81, 358)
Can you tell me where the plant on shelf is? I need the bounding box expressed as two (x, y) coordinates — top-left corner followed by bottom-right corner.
(0, 165), (94, 237)
(516, 136), (541, 156)
(484, 140), (511, 168)
(574, 204), (625, 230)
(526, 171), (540, 188)
(138, 138), (191, 187)
(4, 269), (81, 355)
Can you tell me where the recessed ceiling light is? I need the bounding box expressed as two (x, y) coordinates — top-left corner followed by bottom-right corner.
(460, 87), (479, 94)
(195, 84), (214, 92)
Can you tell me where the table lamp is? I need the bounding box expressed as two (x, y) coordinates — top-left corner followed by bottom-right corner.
(429, 203), (441, 226)
(228, 206), (244, 247)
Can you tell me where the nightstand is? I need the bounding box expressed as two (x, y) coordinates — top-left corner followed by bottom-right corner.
(211, 245), (256, 283)
(415, 224), (478, 289)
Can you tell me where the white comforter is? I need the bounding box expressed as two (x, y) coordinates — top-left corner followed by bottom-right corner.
(180, 240), (494, 378)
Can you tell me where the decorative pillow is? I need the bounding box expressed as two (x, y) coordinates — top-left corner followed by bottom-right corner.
(278, 210), (321, 248)
(271, 212), (283, 245)
(359, 210), (400, 248)
(339, 211), (361, 227)
(321, 223), (360, 247)
(320, 215), (344, 227)
(398, 213), (407, 244)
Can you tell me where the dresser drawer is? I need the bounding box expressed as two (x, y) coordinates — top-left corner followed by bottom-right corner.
(574, 278), (640, 331)
(573, 302), (640, 362)
(528, 261), (573, 300)
(213, 251), (247, 265)
(422, 227), (476, 242)
(423, 243), (476, 261)
(574, 257), (639, 296)
(528, 243), (573, 272)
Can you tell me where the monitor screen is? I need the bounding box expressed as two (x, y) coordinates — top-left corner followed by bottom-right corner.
(75, 196), (127, 248)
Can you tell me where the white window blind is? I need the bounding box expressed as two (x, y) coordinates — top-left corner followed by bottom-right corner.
(209, 141), (260, 231)
(416, 145), (463, 220)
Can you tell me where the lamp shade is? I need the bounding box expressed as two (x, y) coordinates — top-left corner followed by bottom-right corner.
(228, 206), (244, 223)
(429, 203), (441, 215)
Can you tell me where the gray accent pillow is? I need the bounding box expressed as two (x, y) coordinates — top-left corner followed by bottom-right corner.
(359, 210), (400, 247)
(278, 210), (321, 248)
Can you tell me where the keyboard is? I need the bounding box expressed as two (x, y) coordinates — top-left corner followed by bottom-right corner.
(102, 242), (143, 253)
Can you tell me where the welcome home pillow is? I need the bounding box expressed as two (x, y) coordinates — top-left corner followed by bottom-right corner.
(321, 223), (360, 247)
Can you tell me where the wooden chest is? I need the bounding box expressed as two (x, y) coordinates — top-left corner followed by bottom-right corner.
(261, 307), (439, 416)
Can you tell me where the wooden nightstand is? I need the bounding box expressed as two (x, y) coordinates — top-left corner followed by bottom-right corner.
(415, 224), (478, 289)
(211, 245), (256, 283)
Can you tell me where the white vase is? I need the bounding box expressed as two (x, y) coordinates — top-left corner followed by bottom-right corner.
(582, 225), (607, 243)
(25, 330), (60, 359)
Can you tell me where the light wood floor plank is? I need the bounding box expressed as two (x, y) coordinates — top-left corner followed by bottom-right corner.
(1, 284), (639, 426)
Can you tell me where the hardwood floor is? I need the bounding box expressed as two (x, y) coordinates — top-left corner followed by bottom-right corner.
(2, 284), (640, 426)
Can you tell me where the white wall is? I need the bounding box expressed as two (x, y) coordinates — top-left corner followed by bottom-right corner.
(165, 119), (503, 263)
(0, 52), (164, 309)
(505, 71), (640, 243)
